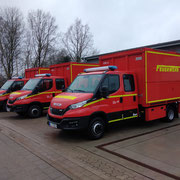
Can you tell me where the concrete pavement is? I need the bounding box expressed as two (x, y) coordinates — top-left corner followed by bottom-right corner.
(0, 112), (180, 179)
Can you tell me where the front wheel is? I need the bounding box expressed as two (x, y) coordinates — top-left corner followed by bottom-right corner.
(87, 117), (105, 140)
(28, 105), (42, 118)
(2, 101), (7, 112)
(165, 106), (175, 122)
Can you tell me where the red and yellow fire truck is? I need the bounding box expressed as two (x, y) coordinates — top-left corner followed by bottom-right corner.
(7, 62), (98, 118)
(47, 48), (180, 139)
(25, 67), (50, 78)
(0, 77), (29, 111)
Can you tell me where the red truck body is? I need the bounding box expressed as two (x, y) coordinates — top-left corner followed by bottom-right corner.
(0, 78), (29, 111)
(7, 62), (98, 117)
(47, 48), (180, 139)
(50, 62), (99, 85)
(25, 67), (50, 78)
(100, 48), (180, 107)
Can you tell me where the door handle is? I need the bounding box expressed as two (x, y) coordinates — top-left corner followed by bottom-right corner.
(120, 97), (123, 103)
(133, 96), (136, 101)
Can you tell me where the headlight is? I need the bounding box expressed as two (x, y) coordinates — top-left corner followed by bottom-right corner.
(69, 100), (88, 109)
(17, 94), (29, 100)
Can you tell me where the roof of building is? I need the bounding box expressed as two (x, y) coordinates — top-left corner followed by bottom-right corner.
(84, 39), (180, 62)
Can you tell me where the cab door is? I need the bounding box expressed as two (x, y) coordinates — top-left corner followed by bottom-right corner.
(37, 79), (53, 108)
(121, 74), (138, 119)
(54, 78), (65, 96)
(100, 73), (124, 123)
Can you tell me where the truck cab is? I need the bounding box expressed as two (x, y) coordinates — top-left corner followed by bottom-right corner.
(0, 77), (29, 111)
(47, 66), (138, 139)
(7, 74), (65, 118)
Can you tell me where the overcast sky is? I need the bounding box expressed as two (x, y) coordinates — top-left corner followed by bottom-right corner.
(1, 0), (180, 54)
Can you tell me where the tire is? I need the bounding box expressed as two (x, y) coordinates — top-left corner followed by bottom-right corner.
(165, 106), (175, 122)
(87, 117), (105, 140)
(28, 105), (42, 118)
(2, 101), (7, 112)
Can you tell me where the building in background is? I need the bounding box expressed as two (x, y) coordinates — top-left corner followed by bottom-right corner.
(84, 39), (180, 64)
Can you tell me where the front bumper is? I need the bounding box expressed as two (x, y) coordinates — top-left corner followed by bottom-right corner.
(47, 114), (89, 130)
(7, 104), (29, 113)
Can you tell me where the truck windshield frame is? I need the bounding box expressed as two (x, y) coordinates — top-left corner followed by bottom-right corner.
(66, 74), (104, 93)
(22, 79), (41, 91)
(0, 80), (15, 90)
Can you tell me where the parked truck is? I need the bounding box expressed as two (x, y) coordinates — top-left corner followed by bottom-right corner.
(47, 48), (180, 139)
(25, 67), (50, 78)
(7, 62), (98, 118)
(0, 77), (29, 111)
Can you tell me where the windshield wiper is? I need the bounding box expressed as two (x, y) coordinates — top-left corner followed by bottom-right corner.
(67, 88), (73, 92)
(74, 89), (86, 92)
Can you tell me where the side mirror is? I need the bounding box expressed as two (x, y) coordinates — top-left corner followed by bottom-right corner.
(100, 86), (109, 98)
(62, 88), (67, 92)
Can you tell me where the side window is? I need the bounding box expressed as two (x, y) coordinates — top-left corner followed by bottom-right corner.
(123, 74), (135, 92)
(39, 79), (53, 92)
(56, 79), (65, 90)
(109, 75), (120, 94)
(101, 75), (120, 94)
(11, 81), (24, 91)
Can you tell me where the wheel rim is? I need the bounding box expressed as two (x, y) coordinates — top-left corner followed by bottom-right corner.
(32, 108), (39, 116)
(93, 122), (103, 136)
(168, 109), (174, 120)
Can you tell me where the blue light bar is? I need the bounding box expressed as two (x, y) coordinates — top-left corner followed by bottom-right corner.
(35, 73), (51, 77)
(84, 66), (117, 73)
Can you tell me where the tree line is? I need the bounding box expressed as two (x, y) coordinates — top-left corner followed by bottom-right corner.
(0, 7), (98, 80)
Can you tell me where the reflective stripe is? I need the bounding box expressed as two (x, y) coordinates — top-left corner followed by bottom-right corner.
(108, 115), (138, 123)
(84, 94), (137, 107)
(0, 93), (10, 97)
(109, 94), (137, 98)
(55, 95), (77, 100)
(11, 92), (22, 95)
(25, 91), (62, 99)
(83, 98), (105, 107)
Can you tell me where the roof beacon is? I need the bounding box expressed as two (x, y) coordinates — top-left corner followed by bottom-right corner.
(35, 73), (51, 77)
(84, 66), (117, 73)
(12, 76), (23, 79)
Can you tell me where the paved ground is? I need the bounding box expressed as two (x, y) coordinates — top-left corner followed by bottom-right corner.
(0, 112), (180, 179)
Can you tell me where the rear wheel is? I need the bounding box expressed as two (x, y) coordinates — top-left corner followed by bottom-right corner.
(28, 105), (42, 118)
(165, 106), (175, 122)
(87, 117), (105, 140)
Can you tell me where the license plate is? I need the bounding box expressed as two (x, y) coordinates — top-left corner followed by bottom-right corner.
(49, 122), (57, 128)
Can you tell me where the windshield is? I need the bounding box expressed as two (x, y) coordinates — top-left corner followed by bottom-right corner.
(22, 79), (41, 91)
(67, 74), (103, 93)
(1, 80), (14, 90)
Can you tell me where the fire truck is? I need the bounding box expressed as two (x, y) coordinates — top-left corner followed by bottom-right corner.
(47, 48), (180, 139)
(0, 77), (29, 111)
(7, 62), (98, 118)
(25, 67), (50, 78)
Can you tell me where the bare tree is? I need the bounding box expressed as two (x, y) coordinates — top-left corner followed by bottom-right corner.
(27, 9), (58, 67)
(62, 18), (98, 62)
(0, 7), (24, 79)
